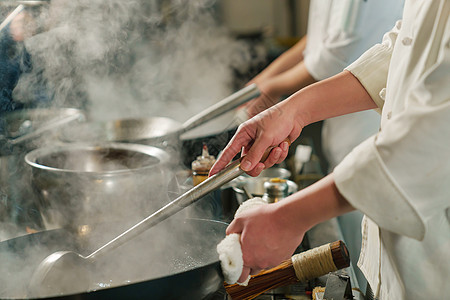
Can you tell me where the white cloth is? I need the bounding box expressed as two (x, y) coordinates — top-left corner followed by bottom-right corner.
(334, 1), (450, 299)
(216, 197), (267, 285)
(304, 0), (404, 170)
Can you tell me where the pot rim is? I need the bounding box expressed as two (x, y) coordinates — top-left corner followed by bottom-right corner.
(24, 142), (170, 175)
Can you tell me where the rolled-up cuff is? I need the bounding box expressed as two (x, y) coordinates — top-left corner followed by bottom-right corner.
(345, 44), (392, 111)
(304, 45), (349, 81)
(334, 136), (425, 240)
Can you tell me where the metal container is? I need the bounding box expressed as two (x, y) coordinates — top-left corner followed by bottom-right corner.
(24, 143), (171, 229)
(230, 168), (297, 204)
(262, 178), (289, 203)
(0, 108), (84, 229)
(58, 85), (260, 166)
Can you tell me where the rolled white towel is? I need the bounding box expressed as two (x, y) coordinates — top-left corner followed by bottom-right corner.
(216, 197), (267, 285)
(234, 197), (267, 218)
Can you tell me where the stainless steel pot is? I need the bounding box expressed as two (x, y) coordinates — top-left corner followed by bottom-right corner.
(24, 143), (171, 229)
(0, 108), (84, 229)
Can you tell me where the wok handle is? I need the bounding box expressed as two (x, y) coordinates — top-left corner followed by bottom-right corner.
(225, 241), (350, 300)
(181, 84), (260, 134)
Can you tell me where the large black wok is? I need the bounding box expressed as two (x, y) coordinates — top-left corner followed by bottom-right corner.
(0, 218), (227, 300)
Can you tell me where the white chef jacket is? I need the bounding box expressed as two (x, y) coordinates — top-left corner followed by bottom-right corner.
(334, 1), (450, 299)
(304, 0), (404, 170)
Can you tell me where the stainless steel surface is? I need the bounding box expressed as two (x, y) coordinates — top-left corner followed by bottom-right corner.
(230, 168), (297, 204)
(59, 85), (260, 151)
(0, 108), (85, 230)
(0, 4), (24, 32)
(262, 179), (289, 203)
(0, 108), (84, 150)
(24, 143), (171, 228)
(28, 158), (244, 297)
(180, 84), (259, 134)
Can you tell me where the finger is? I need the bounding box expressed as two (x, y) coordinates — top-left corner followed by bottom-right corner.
(276, 141), (290, 164)
(209, 133), (251, 176)
(244, 140), (290, 176)
(266, 141), (290, 166)
(239, 136), (272, 172)
(262, 146), (282, 169)
(250, 268), (262, 276)
(225, 218), (243, 235)
(245, 162), (265, 177)
(238, 267), (251, 284)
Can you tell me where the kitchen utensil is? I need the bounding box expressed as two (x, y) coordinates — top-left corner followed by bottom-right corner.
(27, 151), (249, 297)
(230, 168), (297, 204)
(0, 108), (84, 229)
(225, 240), (350, 300)
(28, 139), (285, 297)
(0, 108), (84, 154)
(0, 218), (228, 300)
(59, 84), (260, 163)
(24, 143), (171, 229)
(0, 4), (24, 32)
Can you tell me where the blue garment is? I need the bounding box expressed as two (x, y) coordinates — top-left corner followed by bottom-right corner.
(0, 25), (31, 113)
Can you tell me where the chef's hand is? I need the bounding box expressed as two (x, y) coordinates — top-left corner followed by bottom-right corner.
(227, 201), (305, 283)
(210, 99), (303, 177)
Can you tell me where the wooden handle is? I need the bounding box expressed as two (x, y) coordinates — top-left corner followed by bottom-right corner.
(224, 240), (350, 300)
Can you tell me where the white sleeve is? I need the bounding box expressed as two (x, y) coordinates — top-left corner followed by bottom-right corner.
(304, 0), (403, 81)
(344, 21), (401, 109)
(335, 18), (450, 241)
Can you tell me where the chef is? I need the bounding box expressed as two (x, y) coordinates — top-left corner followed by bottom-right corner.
(241, 0), (404, 290)
(210, 0), (450, 298)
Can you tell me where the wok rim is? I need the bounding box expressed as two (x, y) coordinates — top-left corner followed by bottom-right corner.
(24, 142), (170, 175)
(59, 117), (184, 144)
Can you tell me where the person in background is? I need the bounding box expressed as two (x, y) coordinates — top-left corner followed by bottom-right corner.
(242, 0), (404, 290)
(0, 4), (51, 115)
(0, 10), (30, 112)
(210, 0), (450, 298)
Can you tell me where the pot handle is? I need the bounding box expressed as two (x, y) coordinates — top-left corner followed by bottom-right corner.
(180, 84), (260, 134)
(224, 240), (350, 300)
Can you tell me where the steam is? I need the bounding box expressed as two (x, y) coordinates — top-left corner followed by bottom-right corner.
(1, 0), (250, 297)
(14, 0), (251, 122)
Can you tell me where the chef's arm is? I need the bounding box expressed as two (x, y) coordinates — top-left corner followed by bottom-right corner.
(289, 70), (378, 127)
(226, 174), (354, 279)
(250, 35), (307, 84)
(275, 174), (354, 234)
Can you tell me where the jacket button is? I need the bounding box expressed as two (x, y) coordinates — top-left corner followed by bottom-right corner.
(402, 37), (413, 46)
(387, 111), (392, 119)
(379, 88), (386, 101)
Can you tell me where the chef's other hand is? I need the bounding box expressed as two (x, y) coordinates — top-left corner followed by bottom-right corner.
(227, 201), (305, 283)
(209, 100), (303, 177)
(244, 80), (282, 118)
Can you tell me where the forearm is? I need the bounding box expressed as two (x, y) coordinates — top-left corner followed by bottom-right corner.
(287, 70), (378, 127)
(265, 61), (316, 98)
(252, 36), (307, 83)
(275, 174), (354, 233)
